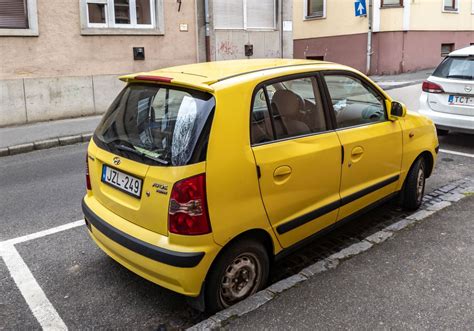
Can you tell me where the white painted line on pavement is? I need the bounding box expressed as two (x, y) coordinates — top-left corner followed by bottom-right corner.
(439, 149), (474, 159)
(0, 219), (85, 330)
(2, 219), (84, 246)
(1, 244), (67, 330)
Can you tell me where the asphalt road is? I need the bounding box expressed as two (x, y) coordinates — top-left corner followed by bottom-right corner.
(1, 131), (473, 328)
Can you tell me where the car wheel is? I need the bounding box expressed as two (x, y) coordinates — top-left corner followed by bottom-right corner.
(401, 157), (426, 211)
(436, 128), (449, 136)
(205, 239), (270, 313)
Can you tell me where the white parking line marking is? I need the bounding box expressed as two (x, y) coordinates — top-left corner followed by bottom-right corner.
(439, 149), (474, 159)
(0, 220), (85, 330)
(1, 244), (67, 330)
(2, 219), (84, 246)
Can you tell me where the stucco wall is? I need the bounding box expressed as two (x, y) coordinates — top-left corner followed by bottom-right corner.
(0, 0), (198, 127)
(410, 0), (474, 31)
(0, 0), (198, 80)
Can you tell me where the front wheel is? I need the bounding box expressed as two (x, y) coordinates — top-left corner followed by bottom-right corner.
(401, 157), (426, 211)
(205, 239), (270, 313)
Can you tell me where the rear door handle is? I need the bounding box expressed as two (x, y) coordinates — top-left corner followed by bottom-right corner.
(273, 165), (292, 178)
(351, 146), (364, 156)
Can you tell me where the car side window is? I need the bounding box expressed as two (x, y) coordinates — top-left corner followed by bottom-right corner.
(251, 88), (275, 144)
(324, 75), (386, 129)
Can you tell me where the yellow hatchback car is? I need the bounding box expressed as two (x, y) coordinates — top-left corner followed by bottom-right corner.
(82, 59), (438, 312)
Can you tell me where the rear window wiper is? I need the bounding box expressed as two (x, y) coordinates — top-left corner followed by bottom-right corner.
(116, 144), (169, 165)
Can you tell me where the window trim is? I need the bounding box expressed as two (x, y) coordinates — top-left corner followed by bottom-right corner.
(213, 0), (277, 31)
(80, 0), (164, 35)
(442, 0), (459, 13)
(304, 0), (327, 20)
(441, 43), (455, 57)
(319, 70), (389, 131)
(0, 0), (38, 37)
(250, 72), (334, 147)
(380, 0), (403, 8)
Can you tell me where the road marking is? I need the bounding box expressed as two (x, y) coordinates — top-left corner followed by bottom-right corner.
(1, 244), (67, 330)
(439, 149), (474, 159)
(0, 220), (84, 330)
(2, 219), (84, 246)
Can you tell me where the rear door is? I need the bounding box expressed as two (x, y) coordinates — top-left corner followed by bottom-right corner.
(251, 74), (342, 248)
(429, 56), (474, 116)
(90, 83), (215, 236)
(321, 72), (403, 221)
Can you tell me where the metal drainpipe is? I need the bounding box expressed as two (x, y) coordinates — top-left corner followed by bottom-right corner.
(366, 0), (373, 75)
(204, 0), (211, 62)
(280, 0), (284, 58)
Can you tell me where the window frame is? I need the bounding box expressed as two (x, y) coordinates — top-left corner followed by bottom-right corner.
(441, 43), (455, 57)
(442, 0), (459, 13)
(0, 0), (38, 36)
(80, 0), (164, 35)
(213, 0), (277, 31)
(319, 70), (389, 131)
(250, 72), (334, 147)
(381, 0), (403, 8)
(304, 0), (327, 20)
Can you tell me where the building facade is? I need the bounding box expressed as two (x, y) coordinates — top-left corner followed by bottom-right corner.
(293, 0), (474, 75)
(0, 0), (199, 127)
(196, 0), (293, 62)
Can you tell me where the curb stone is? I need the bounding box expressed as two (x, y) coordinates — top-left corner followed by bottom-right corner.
(187, 178), (474, 331)
(1, 132), (92, 157)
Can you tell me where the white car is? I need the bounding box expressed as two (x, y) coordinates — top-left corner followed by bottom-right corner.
(419, 46), (474, 135)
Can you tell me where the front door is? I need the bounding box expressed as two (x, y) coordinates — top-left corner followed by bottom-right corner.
(322, 73), (403, 221)
(251, 75), (342, 248)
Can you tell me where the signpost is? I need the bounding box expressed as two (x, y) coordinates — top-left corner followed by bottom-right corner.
(354, 0), (367, 17)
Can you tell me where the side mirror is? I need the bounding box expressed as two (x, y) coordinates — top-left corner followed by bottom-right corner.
(389, 101), (407, 120)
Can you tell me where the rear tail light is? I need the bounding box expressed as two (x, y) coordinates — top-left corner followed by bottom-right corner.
(422, 81), (444, 93)
(168, 174), (211, 235)
(86, 154), (92, 190)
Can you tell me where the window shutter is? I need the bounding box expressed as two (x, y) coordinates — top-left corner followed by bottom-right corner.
(0, 0), (28, 29)
(213, 0), (244, 29)
(247, 0), (275, 29)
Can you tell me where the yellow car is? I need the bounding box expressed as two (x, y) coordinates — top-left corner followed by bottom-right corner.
(82, 59), (438, 312)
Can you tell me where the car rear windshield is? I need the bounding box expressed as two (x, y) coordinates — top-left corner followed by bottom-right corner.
(433, 56), (474, 80)
(94, 83), (215, 166)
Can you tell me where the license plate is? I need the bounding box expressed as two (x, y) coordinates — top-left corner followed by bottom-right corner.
(101, 165), (142, 198)
(448, 95), (474, 106)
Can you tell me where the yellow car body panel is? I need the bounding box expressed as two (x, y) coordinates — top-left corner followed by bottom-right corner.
(83, 59), (438, 298)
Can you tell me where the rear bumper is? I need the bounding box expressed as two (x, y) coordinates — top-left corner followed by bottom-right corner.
(419, 100), (474, 133)
(82, 196), (220, 296)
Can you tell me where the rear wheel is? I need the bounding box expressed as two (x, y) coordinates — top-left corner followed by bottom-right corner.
(401, 157), (426, 211)
(436, 128), (449, 136)
(205, 239), (270, 313)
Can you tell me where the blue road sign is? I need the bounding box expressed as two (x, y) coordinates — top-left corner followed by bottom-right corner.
(354, 0), (367, 17)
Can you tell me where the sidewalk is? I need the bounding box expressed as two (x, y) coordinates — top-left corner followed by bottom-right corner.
(0, 68), (434, 157)
(0, 116), (101, 156)
(224, 195), (474, 330)
(370, 68), (434, 90)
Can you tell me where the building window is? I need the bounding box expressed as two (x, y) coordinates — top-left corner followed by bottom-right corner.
(213, 0), (276, 30)
(441, 43), (454, 57)
(305, 0), (326, 19)
(80, 0), (164, 35)
(443, 0), (458, 12)
(381, 0), (403, 7)
(0, 0), (38, 36)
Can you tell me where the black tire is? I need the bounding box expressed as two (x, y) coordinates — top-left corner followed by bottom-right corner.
(401, 157), (426, 211)
(205, 239), (270, 313)
(436, 128), (449, 136)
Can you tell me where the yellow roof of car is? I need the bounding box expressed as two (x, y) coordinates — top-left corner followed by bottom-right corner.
(120, 59), (331, 92)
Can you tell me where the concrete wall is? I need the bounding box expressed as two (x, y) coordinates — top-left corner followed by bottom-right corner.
(0, 74), (125, 127)
(0, 0), (198, 126)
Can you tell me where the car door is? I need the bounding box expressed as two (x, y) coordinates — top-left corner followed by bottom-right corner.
(251, 74), (342, 248)
(321, 72), (403, 221)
